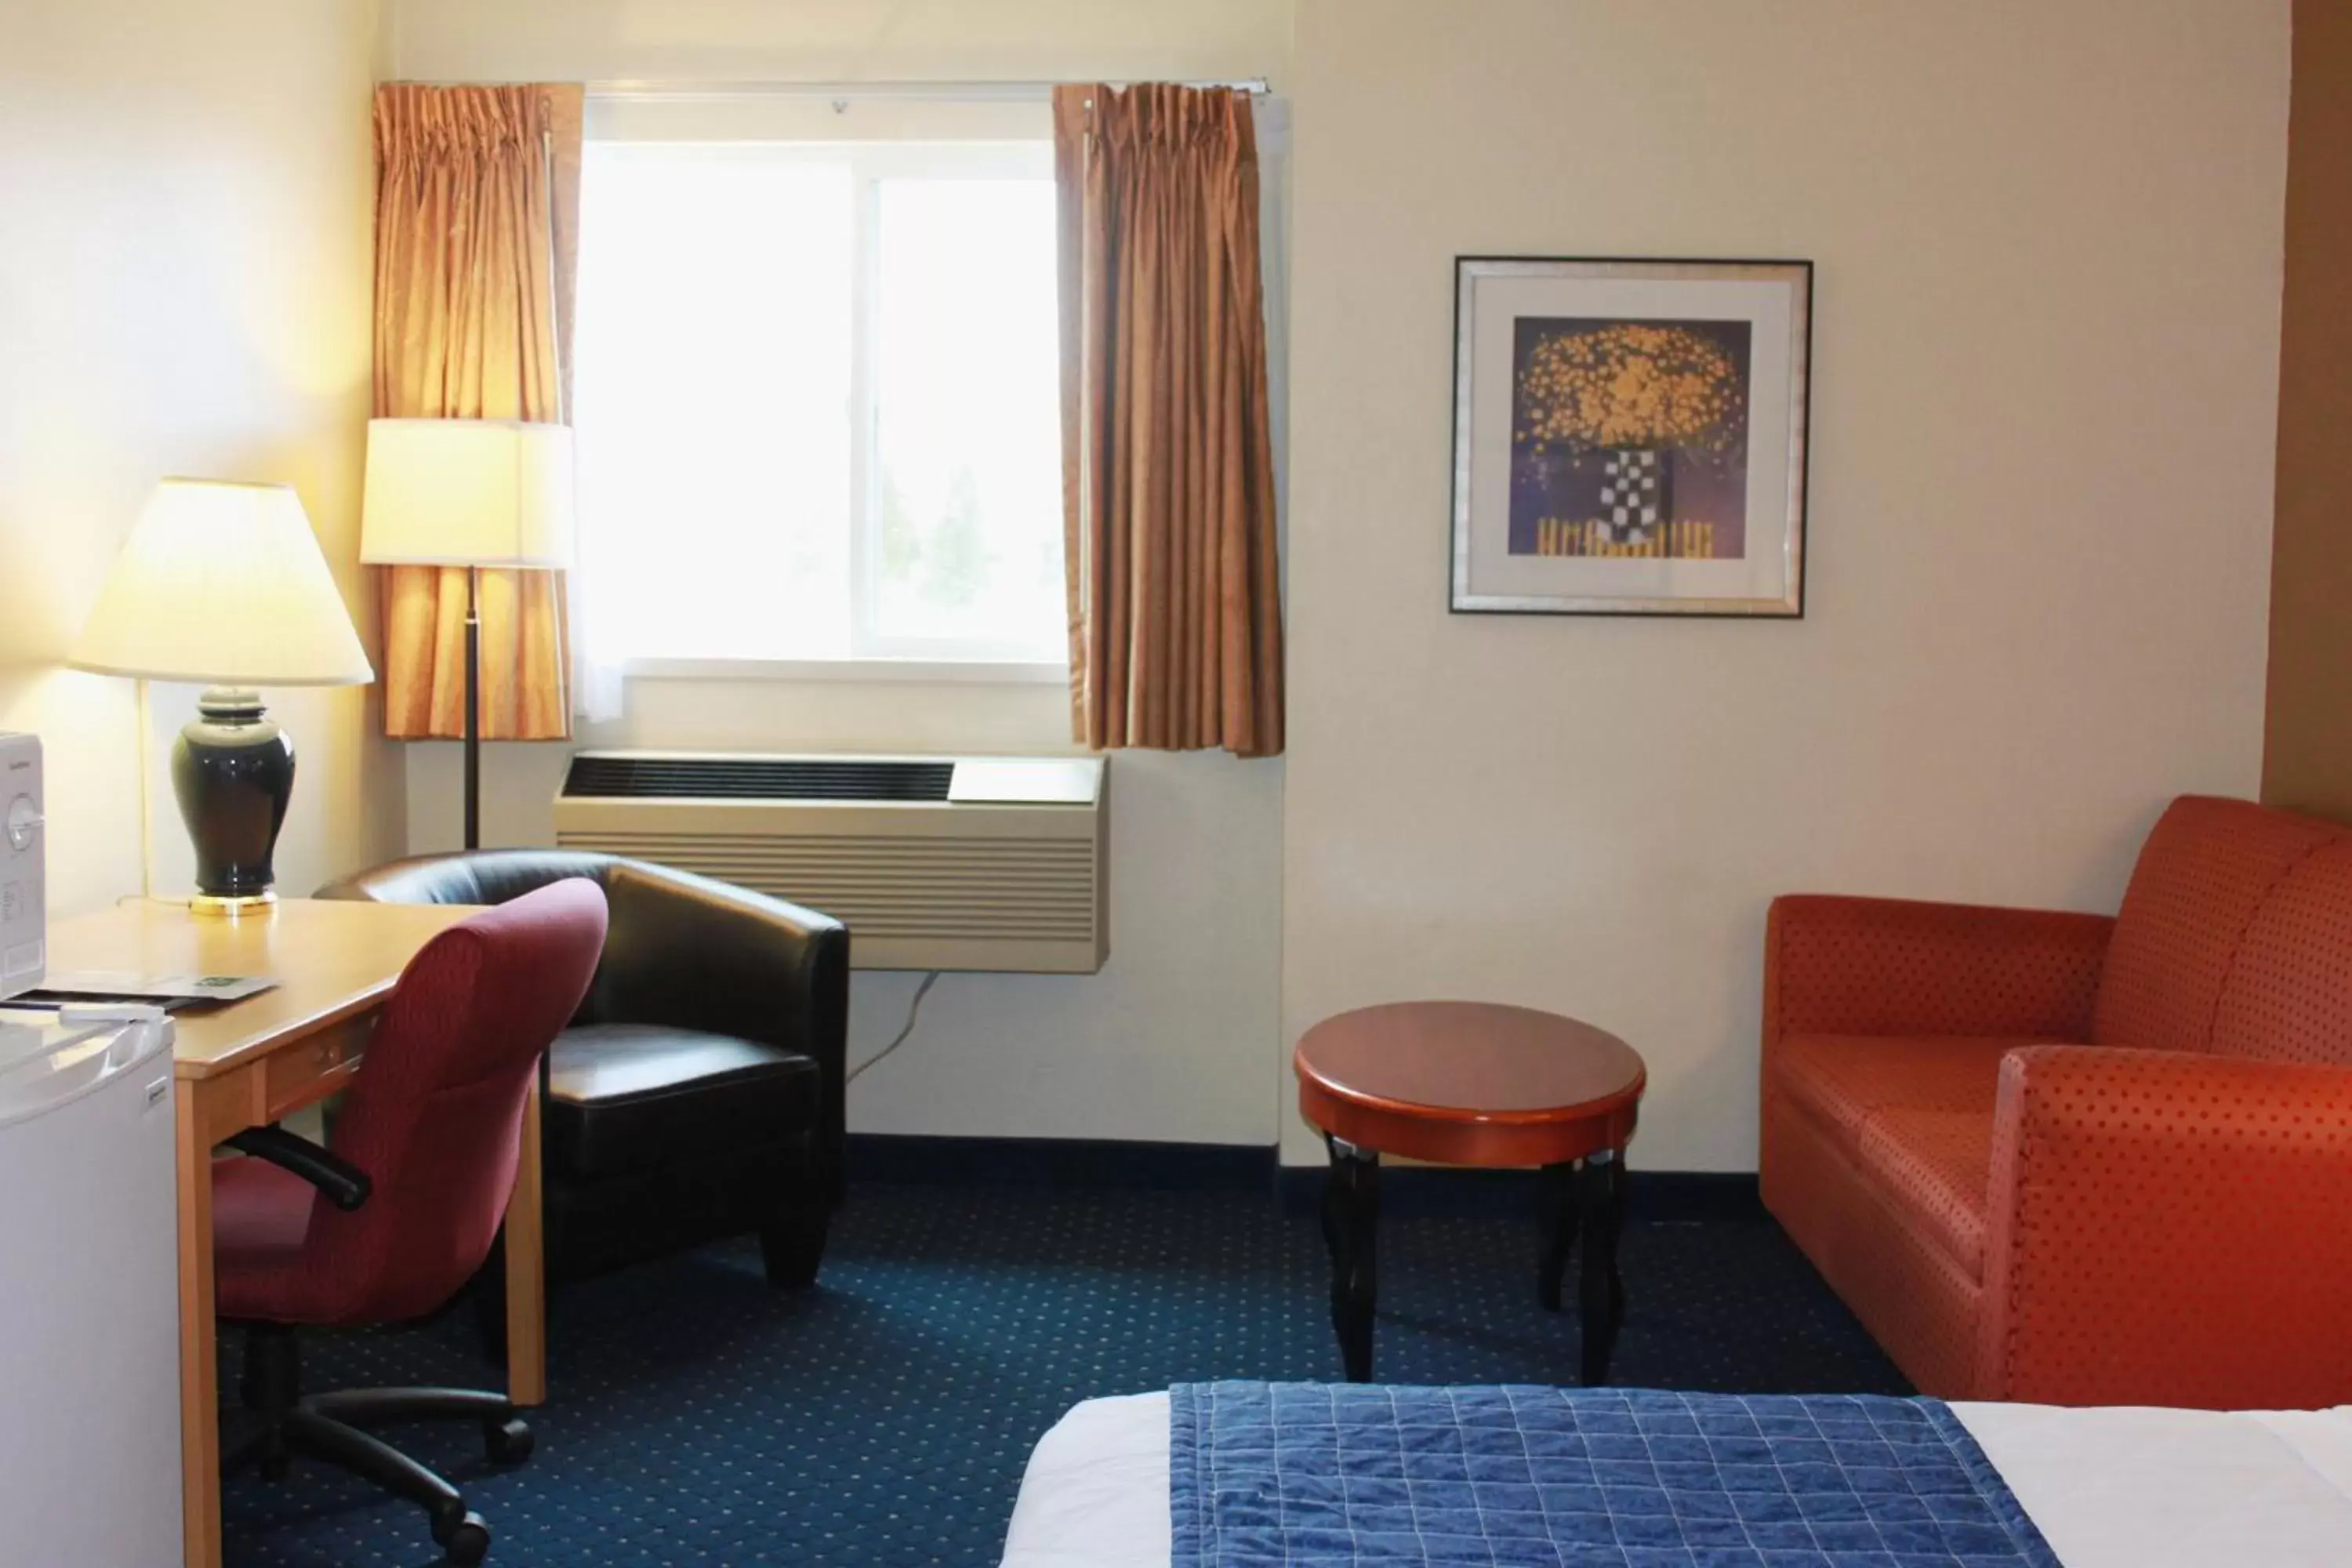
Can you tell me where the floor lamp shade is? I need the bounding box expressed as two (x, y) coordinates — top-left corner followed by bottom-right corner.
(68, 479), (375, 912)
(360, 419), (576, 568)
(360, 419), (577, 854)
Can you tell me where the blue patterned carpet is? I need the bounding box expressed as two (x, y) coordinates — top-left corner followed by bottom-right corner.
(221, 1181), (1904, 1566)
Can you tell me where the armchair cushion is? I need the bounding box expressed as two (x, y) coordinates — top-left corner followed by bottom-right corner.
(1856, 1109), (1994, 1278)
(546, 1024), (820, 1181)
(1774, 1037), (2016, 1280)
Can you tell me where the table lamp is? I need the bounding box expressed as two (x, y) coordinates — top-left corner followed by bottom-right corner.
(69, 479), (376, 913)
(360, 418), (575, 851)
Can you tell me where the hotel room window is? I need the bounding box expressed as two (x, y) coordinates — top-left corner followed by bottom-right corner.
(573, 139), (1065, 670)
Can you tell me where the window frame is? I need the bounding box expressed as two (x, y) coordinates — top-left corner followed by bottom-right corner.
(619, 655), (1070, 685)
(578, 132), (1067, 675)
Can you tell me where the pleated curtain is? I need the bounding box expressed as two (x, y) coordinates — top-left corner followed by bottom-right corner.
(372, 83), (583, 740)
(1051, 85), (1286, 758)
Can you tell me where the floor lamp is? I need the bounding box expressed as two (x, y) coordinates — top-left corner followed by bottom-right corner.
(359, 419), (576, 851)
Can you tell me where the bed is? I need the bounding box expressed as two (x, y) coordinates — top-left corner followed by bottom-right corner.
(1000, 1385), (2352, 1566)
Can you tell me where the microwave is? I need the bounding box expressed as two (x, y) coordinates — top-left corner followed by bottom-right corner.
(1, 735), (43, 1000)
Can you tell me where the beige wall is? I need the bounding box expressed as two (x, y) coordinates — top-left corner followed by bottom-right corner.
(383, 0), (1295, 1147)
(2263, 0), (2352, 822)
(388, 0), (2291, 1168)
(1282, 0), (2288, 1169)
(0, 0), (400, 917)
(382, 0), (1290, 85)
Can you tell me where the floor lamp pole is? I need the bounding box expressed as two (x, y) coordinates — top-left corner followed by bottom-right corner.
(463, 564), (481, 852)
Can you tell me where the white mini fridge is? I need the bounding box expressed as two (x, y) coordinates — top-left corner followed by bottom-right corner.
(0, 1009), (183, 1566)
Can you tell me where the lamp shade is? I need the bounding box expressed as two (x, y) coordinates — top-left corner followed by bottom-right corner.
(360, 418), (576, 568)
(68, 479), (375, 687)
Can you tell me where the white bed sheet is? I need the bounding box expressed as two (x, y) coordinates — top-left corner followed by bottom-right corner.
(1000, 1392), (2352, 1567)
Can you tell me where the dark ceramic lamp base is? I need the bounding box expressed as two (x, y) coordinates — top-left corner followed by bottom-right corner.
(172, 686), (294, 917)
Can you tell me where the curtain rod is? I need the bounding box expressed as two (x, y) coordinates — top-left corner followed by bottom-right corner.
(584, 78), (1270, 104)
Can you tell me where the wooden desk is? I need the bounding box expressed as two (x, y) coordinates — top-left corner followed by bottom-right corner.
(48, 898), (546, 1568)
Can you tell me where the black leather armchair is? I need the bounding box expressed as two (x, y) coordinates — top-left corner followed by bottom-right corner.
(319, 851), (850, 1317)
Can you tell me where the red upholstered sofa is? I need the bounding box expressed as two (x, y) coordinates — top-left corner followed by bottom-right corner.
(1761, 795), (2352, 1408)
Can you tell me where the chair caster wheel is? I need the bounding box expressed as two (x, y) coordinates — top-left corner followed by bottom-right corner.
(434, 1508), (490, 1566)
(485, 1415), (535, 1465)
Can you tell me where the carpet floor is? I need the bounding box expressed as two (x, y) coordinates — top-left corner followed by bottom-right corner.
(220, 1181), (1905, 1567)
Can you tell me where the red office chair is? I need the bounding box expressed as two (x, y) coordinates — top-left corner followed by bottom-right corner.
(213, 880), (608, 1565)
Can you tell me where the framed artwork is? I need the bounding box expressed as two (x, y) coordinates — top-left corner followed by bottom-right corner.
(1450, 256), (1813, 617)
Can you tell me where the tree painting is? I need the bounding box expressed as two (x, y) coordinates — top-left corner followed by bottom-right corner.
(1508, 318), (1752, 558)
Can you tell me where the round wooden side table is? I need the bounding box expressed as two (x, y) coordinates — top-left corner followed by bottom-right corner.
(1293, 1000), (1647, 1385)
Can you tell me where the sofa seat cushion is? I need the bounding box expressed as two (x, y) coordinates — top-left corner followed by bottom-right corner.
(1854, 1109), (1994, 1278)
(1775, 1033), (2016, 1280)
(545, 1024), (820, 1181)
(1774, 1034), (2020, 1154)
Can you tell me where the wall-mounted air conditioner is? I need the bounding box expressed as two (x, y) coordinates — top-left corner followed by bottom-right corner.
(551, 750), (1107, 974)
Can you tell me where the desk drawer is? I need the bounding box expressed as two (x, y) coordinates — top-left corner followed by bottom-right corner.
(261, 1016), (372, 1120)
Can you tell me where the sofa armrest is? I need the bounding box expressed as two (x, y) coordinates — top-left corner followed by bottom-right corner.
(1764, 895), (2111, 1055)
(1976, 1045), (2352, 1407)
(591, 861), (851, 1203)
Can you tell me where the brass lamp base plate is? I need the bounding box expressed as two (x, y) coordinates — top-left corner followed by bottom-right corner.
(190, 890), (277, 918)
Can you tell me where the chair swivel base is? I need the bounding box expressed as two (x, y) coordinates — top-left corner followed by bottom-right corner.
(227, 1323), (532, 1566)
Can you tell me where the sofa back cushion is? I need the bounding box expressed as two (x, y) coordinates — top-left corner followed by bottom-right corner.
(2209, 838), (2352, 1065)
(2090, 797), (2344, 1051)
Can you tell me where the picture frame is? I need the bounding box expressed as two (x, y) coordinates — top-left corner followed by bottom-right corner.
(1450, 256), (1813, 617)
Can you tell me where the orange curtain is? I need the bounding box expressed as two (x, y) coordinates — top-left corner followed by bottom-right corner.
(372, 83), (583, 740)
(1052, 85), (1285, 757)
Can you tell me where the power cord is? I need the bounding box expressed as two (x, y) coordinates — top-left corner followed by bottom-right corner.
(847, 970), (940, 1083)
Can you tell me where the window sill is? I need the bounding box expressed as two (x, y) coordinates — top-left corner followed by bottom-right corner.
(622, 657), (1070, 687)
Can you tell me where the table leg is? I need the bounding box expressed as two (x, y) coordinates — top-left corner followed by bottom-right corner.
(503, 1077), (547, 1407)
(176, 1090), (222, 1568)
(1577, 1149), (1628, 1385)
(1537, 1160), (1579, 1311)
(1321, 1137), (1381, 1383)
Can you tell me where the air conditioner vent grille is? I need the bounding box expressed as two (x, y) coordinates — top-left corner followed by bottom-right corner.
(557, 833), (1096, 941)
(563, 754), (954, 802)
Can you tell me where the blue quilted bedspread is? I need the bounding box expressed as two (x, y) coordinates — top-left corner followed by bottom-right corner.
(1168, 1383), (2060, 1567)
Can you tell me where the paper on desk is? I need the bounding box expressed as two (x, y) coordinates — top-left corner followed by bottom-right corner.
(24, 971), (277, 1007)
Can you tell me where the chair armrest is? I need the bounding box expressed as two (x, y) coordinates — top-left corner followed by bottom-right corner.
(1976, 1046), (2352, 1406)
(1764, 895), (2112, 1053)
(225, 1125), (372, 1212)
(590, 861), (851, 1200)
(316, 848), (616, 907)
